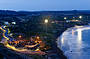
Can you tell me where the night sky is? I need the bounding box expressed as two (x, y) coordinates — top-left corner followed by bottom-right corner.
(0, 0), (90, 11)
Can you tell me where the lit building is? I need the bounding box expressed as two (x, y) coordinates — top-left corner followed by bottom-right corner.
(12, 22), (16, 25)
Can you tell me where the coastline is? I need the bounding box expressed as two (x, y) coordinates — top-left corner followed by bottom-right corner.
(56, 25), (90, 59)
(55, 31), (68, 59)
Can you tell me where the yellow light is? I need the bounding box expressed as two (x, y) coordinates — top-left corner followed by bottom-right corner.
(18, 35), (22, 38)
(36, 36), (40, 39)
(35, 48), (40, 51)
(5, 44), (27, 51)
(8, 29), (10, 33)
(0, 26), (28, 52)
(45, 19), (48, 23)
(64, 17), (67, 20)
(0, 27), (9, 40)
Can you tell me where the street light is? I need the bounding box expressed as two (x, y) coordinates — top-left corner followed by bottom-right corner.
(45, 19), (48, 24)
(44, 19), (48, 34)
(79, 16), (82, 19)
(64, 17), (67, 20)
(18, 35), (22, 38)
(36, 36), (40, 39)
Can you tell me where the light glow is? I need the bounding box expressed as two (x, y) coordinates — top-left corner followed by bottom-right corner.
(77, 29), (82, 41)
(45, 19), (48, 23)
(79, 16), (82, 19)
(64, 17), (67, 20)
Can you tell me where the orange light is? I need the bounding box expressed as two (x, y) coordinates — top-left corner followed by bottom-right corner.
(36, 36), (40, 39)
(18, 35), (22, 38)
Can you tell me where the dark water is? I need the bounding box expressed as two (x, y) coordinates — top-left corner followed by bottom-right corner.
(82, 30), (90, 43)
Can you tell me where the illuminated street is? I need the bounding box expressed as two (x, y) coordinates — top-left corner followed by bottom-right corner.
(0, 0), (90, 59)
(0, 10), (90, 59)
(0, 26), (46, 55)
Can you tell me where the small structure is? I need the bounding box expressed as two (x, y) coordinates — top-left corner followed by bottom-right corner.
(12, 22), (16, 25)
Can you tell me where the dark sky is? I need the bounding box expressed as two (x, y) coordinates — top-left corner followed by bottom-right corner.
(0, 0), (90, 11)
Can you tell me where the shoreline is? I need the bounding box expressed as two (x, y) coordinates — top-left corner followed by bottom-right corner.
(53, 30), (67, 59)
(56, 25), (90, 59)
(55, 42), (67, 59)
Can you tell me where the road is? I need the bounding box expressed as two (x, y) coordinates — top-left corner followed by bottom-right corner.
(0, 26), (46, 59)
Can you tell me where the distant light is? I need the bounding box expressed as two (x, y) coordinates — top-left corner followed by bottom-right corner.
(64, 17), (67, 20)
(35, 48), (40, 51)
(3, 26), (6, 28)
(73, 17), (75, 18)
(12, 22), (16, 24)
(71, 20), (79, 22)
(79, 16), (82, 19)
(45, 19), (48, 23)
(4, 22), (9, 25)
(10, 33), (13, 36)
(66, 20), (70, 22)
(18, 35), (22, 38)
(51, 21), (55, 23)
(36, 36), (40, 39)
